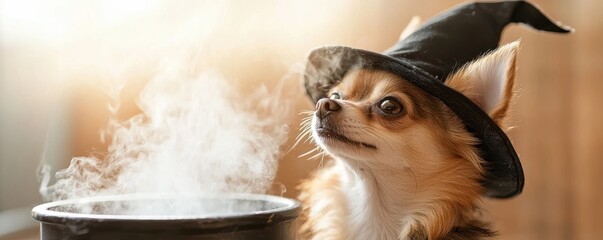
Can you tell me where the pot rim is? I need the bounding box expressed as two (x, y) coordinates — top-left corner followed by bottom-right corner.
(32, 193), (300, 222)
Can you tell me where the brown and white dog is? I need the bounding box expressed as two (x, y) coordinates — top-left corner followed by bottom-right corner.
(298, 39), (520, 239)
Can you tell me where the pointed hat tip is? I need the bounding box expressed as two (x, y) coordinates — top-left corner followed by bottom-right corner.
(557, 21), (575, 33)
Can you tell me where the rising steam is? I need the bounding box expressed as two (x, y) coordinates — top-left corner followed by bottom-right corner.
(39, 54), (291, 213)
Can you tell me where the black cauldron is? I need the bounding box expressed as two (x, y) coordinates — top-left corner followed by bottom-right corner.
(32, 193), (300, 240)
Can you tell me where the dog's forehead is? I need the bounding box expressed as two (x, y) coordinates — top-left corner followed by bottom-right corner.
(334, 69), (413, 100)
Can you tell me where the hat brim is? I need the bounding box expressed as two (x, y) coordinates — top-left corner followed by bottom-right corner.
(304, 46), (524, 199)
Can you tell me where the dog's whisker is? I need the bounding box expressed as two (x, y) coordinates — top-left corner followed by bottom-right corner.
(299, 110), (314, 116)
(294, 128), (312, 145)
(318, 152), (328, 168)
(294, 129), (310, 142)
(300, 119), (313, 126)
(299, 147), (320, 158)
(309, 151), (325, 162)
(290, 133), (311, 153)
(288, 114), (315, 152)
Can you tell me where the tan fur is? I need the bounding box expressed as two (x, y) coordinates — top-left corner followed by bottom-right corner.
(299, 43), (519, 239)
(298, 163), (347, 239)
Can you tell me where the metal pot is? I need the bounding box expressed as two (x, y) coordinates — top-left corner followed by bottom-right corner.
(32, 193), (300, 240)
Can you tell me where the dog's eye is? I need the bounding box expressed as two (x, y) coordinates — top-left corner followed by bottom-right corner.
(329, 92), (341, 100)
(378, 97), (403, 115)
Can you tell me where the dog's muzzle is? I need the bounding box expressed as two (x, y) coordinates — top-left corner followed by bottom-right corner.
(315, 98), (341, 119)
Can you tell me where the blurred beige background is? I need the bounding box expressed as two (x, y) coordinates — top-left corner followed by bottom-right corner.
(1, 0), (601, 239)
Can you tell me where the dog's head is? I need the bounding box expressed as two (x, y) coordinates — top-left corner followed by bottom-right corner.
(309, 41), (519, 189)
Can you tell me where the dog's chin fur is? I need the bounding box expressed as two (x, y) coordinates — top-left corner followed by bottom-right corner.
(299, 42), (520, 240)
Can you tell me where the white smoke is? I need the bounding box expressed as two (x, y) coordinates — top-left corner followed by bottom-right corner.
(39, 52), (291, 214)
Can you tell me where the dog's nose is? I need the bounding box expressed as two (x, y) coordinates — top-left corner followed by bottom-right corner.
(316, 98), (341, 119)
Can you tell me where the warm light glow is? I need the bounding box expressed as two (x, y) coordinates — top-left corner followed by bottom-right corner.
(0, 0), (354, 84)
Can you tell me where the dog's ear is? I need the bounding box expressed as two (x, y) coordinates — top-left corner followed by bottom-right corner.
(445, 41), (520, 127)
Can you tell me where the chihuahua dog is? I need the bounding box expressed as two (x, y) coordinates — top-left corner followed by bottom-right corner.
(298, 38), (520, 239)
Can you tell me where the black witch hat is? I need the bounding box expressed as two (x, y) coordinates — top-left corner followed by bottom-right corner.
(303, 1), (572, 198)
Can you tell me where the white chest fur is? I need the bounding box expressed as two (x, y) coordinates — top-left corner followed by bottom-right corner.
(336, 160), (410, 240)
